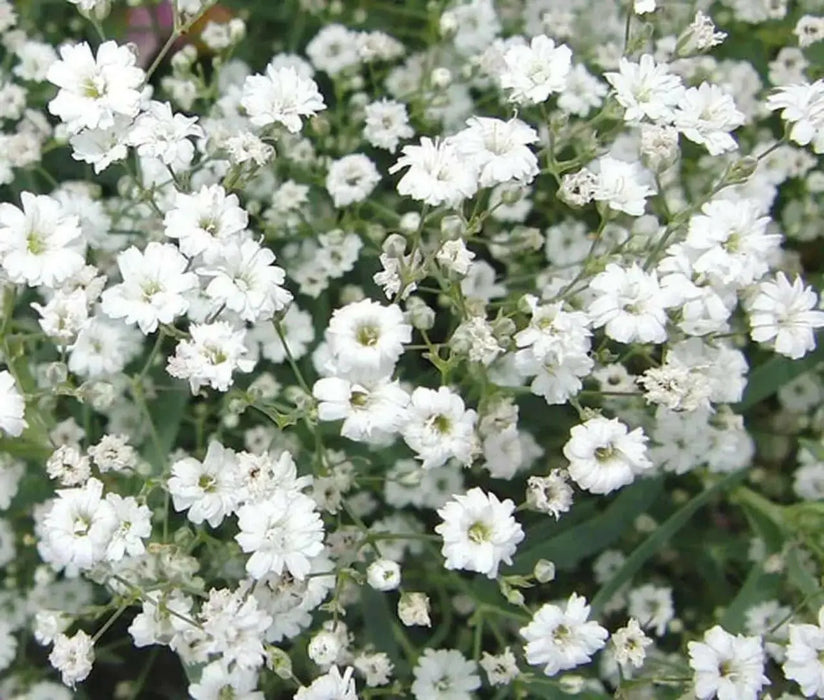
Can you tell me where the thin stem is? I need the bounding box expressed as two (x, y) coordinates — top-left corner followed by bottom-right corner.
(92, 599), (132, 643)
(273, 320), (311, 394)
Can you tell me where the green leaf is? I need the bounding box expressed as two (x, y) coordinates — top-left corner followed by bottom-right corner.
(737, 336), (824, 410)
(143, 388), (189, 471)
(591, 470), (748, 617)
(361, 586), (403, 668)
(515, 478), (663, 574)
(719, 565), (780, 633)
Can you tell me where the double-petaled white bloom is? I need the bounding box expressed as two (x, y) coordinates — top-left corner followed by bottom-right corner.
(688, 626), (768, 700)
(101, 242), (198, 334)
(748, 273), (824, 359)
(164, 184), (249, 261)
(363, 99), (414, 152)
(520, 593), (608, 676)
(767, 81), (824, 153)
(325, 154), (381, 207)
(605, 54), (685, 123)
(46, 40), (144, 133)
(295, 665), (358, 700)
(168, 441), (240, 527)
(0, 370), (26, 437)
(411, 649), (481, 700)
(313, 376), (409, 444)
(590, 156), (655, 216)
(684, 198), (779, 287)
(42, 477), (117, 570)
(673, 83), (746, 155)
(49, 630), (95, 688)
(325, 299), (411, 382)
(514, 298), (593, 405)
(453, 117), (539, 187)
(783, 605), (824, 697)
(588, 263), (675, 344)
(104, 493), (151, 562)
(128, 101), (204, 171)
(236, 490), (324, 580)
(402, 386), (478, 469)
(435, 487), (524, 579)
(563, 416), (653, 494)
(390, 136), (478, 207)
(498, 34), (572, 104)
(241, 65), (326, 133)
(612, 618), (653, 669)
(0, 192), (84, 288)
(167, 322), (255, 393)
(200, 239), (292, 323)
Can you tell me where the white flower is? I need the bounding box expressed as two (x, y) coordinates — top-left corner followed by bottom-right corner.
(69, 117), (131, 173)
(326, 154), (381, 207)
(563, 416), (653, 495)
(520, 593), (609, 676)
(201, 239), (292, 323)
(684, 198), (779, 288)
(196, 587), (272, 670)
(236, 490), (324, 580)
(767, 81), (824, 153)
(612, 618), (653, 669)
(498, 34), (572, 104)
(390, 136), (478, 207)
(0, 370), (26, 437)
(46, 40), (144, 133)
(49, 630), (94, 688)
(363, 99), (414, 152)
(453, 117), (539, 187)
(688, 625), (768, 700)
(588, 263), (673, 344)
(88, 434), (138, 473)
(100, 242), (198, 334)
(313, 376), (409, 444)
(164, 184), (248, 261)
(526, 471), (574, 519)
(398, 591), (431, 627)
(46, 444), (90, 486)
(129, 101), (204, 171)
(402, 386), (478, 469)
(367, 559), (401, 591)
(325, 299), (411, 383)
(168, 442), (240, 527)
(306, 24), (361, 75)
(128, 590), (193, 649)
(411, 648), (481, 700)
(105, 493), (151, 562)
(783, 606), (824, 697)
(627, 584), (674, 637)
(435, 487), (524, 579)
(673, 83), (746, 156)
(42, 478), (117, 570)
(241, 65), (326, 133)
(294, 666), (358, 700)
(188, 661), (263, 700)
(166, 322), (255, 393)
(480, 647), (519, 686)
(749, 273), (824, 359)
(354, 651), (394, 687)
(0, 192), (84, 288)
(591, 156), (655, 216)
(605, 54), (685, 123)
(436, 239), (475, 277)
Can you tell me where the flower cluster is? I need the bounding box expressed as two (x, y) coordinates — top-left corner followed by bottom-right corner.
(1, 0), (824, 698)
